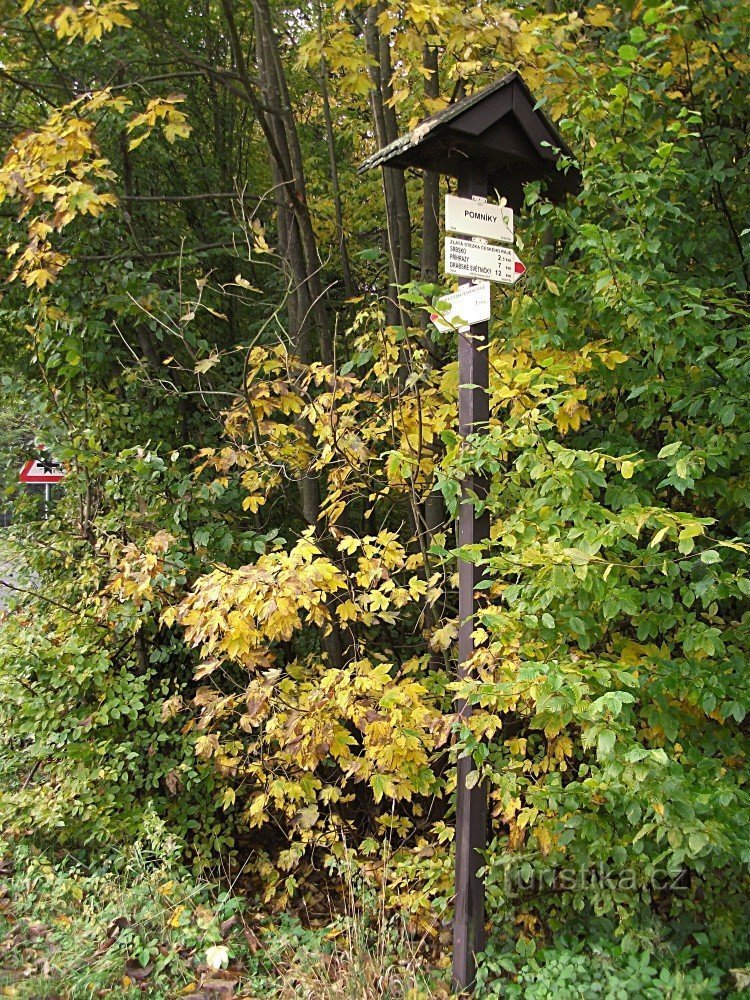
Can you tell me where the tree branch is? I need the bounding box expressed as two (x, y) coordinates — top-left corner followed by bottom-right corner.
(119, 191), (282, 205)
(77, 240), (236, 263)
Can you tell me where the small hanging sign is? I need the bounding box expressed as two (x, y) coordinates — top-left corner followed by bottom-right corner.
(430, 281), (491, 332)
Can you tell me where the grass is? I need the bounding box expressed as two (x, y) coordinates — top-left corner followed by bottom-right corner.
(0, 839), (449, 999)
(266, 902), (450, 1000)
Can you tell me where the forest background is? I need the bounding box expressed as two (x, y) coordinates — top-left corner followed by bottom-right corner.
(0, 0), (748, 996)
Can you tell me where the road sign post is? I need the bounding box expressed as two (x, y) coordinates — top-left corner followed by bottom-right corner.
(453, 164), (490, 991)
(19, 454), (65, 520)
(359, 70), (580, 996)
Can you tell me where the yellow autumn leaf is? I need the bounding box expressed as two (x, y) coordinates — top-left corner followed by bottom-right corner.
(337, 599), (359, 623)
(195, 355), (220, 374)
(338, 535), (361, 555)
(535, 826), (553, 857)
(242, 493), (266, 513)
(429, 623), (458, 652)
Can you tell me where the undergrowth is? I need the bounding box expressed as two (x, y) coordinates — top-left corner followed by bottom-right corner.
(0, 836), (448, 999)
(2, 834), (749, 999)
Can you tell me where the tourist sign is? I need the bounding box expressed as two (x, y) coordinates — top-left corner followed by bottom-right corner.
(445, 194), (514, 243)
(445, 237), (526, 285)
(430, 281), (491, 333)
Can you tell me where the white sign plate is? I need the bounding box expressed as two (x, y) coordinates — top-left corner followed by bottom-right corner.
(429, 281), (490, 332)
(445, 194), (514, 243)
(19, 458), (65, 484)
(445, 237), (526, 285)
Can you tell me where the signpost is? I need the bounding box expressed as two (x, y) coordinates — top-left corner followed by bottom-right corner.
(445, 194), (514, 243)
(430, 281), (491, 333)
(19, 454), (65, 519)
(452, 165), (491, 991)
(359, 71), (581, 994)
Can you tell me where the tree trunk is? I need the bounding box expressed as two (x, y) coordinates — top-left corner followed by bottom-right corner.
(317, 1), (355, 299)
(253, 0), (333, 364)
(220, 0), (333, 364)
(420, 39), (440, 313)
(363, 4), (412, 324)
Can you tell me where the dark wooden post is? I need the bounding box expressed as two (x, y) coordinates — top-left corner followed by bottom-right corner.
(358, 71), (581, 997)
(453, 163), (490, 994)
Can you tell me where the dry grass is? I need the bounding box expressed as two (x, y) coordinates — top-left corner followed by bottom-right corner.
(267, 920), (451, 1000)
(262, 861), (452, 1000)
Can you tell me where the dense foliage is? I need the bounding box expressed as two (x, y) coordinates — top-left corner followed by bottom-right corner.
(0, 0), (748, 992)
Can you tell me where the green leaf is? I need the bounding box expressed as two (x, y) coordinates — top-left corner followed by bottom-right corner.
(688, 831), (709, 854)
(618, 44), (639, 62)
(658, 441), (682, 459)
(464, 769), (480, 790)
(597, 729), (617, 759)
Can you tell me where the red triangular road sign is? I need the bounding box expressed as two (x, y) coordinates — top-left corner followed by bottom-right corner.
(19, 459), (66, 484)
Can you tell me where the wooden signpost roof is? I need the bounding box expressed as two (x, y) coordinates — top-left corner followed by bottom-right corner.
(359, 70), (581, 208)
